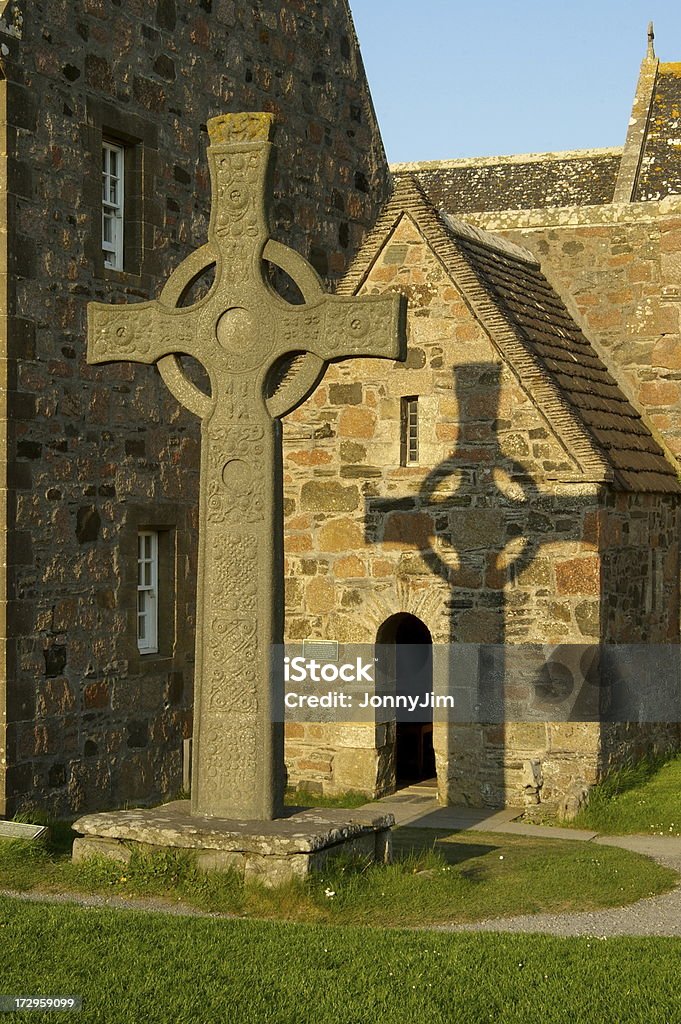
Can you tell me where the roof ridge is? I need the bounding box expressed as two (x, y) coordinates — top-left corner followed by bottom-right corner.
(390, 147), (623, 172)
(339, 173), (539, 293)
(439, 212), (539, 267)
(336, 173), (432, 296)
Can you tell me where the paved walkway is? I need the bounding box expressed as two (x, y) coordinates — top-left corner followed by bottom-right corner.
(368, 785), (681, 936)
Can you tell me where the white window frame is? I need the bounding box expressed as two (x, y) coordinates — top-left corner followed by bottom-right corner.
(401, 396), (419, 465)
(137, 530), (159, 654)
(102, 140), (124, 270)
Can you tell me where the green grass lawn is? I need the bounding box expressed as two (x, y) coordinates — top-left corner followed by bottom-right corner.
(569, 753), (681, 836)
(0, 897), (679, 1024)
(0, 824), (674, 928)
(283, 787), (371, 809)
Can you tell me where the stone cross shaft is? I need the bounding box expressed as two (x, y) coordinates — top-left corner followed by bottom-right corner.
(88, 113), (407, 820)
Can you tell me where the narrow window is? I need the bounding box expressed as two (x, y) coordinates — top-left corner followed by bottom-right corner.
(647, 548), (664, 614)
(137, 530), (158, 654)
(400, 396), (419, 465)
(102, 140), (125, 270)
(655, 548), (664, 611)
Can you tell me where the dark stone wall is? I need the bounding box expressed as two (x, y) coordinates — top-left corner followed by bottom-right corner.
(601, 492), (680, 645)
(0, 0), (389, 816)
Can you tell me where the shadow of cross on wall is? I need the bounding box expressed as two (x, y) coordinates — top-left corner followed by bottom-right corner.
(365, 362), (604, 806)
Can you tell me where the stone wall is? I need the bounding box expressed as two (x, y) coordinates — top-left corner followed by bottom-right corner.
(283, 217), (602, 648)
(601, 722), (681, 776)
(601, 491), (680, 644)
(0, 0), (389, 817)
(281, 213), (679, 805)
(443, 722), (602, 809)
(443, 490), (680, 808)
(597, 491), (681, 787)
(464, 199), (681, 464)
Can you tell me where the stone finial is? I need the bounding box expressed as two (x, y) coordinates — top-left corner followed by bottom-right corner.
(613, 19), (659, 202)
(207, 112), (274, 145)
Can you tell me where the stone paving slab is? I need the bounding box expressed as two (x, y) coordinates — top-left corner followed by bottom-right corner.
(398, 807), (527, 831)
(369, 792), (603, 839)
(370, 793), (525, 831)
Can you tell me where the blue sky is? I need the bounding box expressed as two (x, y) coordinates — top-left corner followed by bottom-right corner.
(350, 0), (681, 163)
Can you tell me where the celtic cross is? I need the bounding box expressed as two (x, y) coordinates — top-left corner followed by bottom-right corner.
(88, 113), (407, 820)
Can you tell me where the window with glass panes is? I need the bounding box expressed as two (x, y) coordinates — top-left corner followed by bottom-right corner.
(137, 530), (158, 653)
(400, 396), (419, 465)
(102, 141), (124, 270)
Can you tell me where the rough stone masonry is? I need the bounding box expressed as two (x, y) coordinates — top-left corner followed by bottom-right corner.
(0, 0), (390, 819)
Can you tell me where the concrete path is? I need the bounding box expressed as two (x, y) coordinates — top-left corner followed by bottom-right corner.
(369, 784), (598, 836)
(371, 786), (681, 860)
(372, 786), (681, 936)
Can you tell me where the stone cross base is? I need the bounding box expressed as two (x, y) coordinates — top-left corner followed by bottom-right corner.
(72, 802), (393, 887)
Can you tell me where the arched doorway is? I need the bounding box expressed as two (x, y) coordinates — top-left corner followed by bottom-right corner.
(376, 613), (435, 787)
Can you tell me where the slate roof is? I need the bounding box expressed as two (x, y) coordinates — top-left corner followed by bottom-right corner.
(391, 149), (622, 214)
(634, 63), (681, 201)
(338, 176), (681, 494)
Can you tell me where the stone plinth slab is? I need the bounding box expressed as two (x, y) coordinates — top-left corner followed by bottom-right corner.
(72, 801), (393, 886)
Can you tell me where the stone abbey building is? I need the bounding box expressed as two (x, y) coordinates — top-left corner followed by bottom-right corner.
(1, 3), (680, 816)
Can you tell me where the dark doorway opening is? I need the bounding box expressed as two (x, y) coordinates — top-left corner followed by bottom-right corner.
(376, 613), (435, 786)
